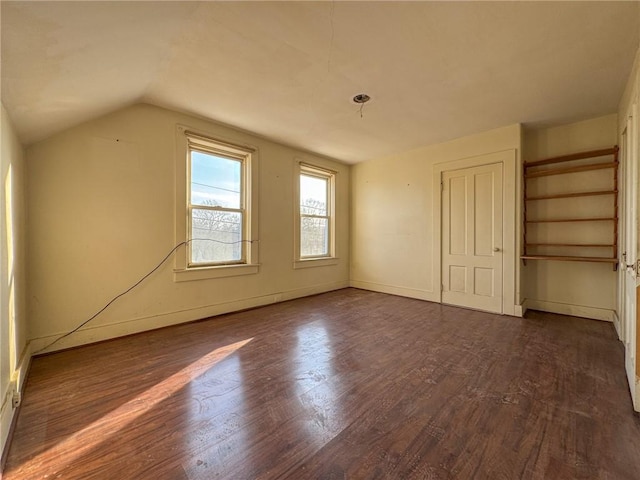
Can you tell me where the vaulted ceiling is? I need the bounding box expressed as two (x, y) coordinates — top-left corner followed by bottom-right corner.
(2, 1), (638, 163)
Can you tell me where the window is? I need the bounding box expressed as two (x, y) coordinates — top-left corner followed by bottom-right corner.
(189, 148), (246, 265)
(175, 127), (259, 281)
(296, 163), (336, 267)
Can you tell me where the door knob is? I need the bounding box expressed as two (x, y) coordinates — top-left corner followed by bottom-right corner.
(493, 247), (501, 252)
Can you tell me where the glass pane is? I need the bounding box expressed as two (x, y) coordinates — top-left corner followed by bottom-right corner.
(301, 216), (328, 257)
(191, 209), (243, 264)
(191, 150), (241, 209)
(300, 174), (327, 216)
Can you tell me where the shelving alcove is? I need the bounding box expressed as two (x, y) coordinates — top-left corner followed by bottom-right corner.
(521, 146), (619, 270)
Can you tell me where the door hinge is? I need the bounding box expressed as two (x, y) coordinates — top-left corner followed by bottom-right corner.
(441, 283), (445, 292)
(441, 181), (444, 192)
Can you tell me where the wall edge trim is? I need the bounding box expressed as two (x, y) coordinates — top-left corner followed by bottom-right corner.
(30, 281), (350, 355)
(349, 280), (438, 302)
(525, 298), (614, 322)
(613, 310), (622, 340)
(1, 343), (32, 474)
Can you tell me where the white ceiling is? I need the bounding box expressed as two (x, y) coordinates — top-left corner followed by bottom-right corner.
(2, 1), (639, 163)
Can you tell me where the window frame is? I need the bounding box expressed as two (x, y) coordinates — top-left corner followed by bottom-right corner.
(294, 162), (338, 269)
(175, 126), (259, 281)
(188, 146), (246, 267)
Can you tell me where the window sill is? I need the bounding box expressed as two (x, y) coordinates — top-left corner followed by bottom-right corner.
(173, 264), (260, 282)
(293, 257), (339, 269)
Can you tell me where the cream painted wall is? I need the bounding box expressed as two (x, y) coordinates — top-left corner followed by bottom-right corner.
(522, 114), (619, 321)
(1, 104), (28, 455)
(350, 124), (522, 314)
(26, 104), (350, 353)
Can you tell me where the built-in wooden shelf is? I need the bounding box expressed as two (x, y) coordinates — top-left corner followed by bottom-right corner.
(525, 161), (618, 178)
(522, 146), (619, 270)
(526, 190), (617, 201)
(521, 255), (618, 264)
(526, 243), (614, 248)
(524, 147), (618, 167)
(526, 217), (615, 223)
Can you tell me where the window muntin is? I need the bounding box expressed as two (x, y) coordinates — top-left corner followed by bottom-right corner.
(187, 141), (250, 267)
(299, 166), (334, 259)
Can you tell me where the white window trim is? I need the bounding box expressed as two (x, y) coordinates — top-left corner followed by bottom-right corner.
(174, 125), (259, 281)
(294, 162), (338, 269)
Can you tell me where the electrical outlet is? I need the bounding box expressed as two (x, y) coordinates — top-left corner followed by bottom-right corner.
(11, 383), (21, 408)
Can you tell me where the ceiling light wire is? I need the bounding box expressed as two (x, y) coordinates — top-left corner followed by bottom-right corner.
(353, 93), (371, 119)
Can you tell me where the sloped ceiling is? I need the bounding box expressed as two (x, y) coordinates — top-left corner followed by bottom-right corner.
(2, 1), (638, 163)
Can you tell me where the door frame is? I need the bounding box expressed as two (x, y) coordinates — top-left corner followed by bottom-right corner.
(433, 149), (518, 316)
(441, 162), (504, 313)
(618, 127), (628, 342)
(618, 102), (639, 410)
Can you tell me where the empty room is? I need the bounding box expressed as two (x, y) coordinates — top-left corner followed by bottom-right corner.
(2, 1), (640, 479)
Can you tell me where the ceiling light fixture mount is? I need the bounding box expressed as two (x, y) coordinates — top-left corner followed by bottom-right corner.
(353, 93), (371, 118)
(352, 93), (371, 104)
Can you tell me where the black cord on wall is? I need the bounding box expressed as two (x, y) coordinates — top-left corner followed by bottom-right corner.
(33, 239), (258, 355)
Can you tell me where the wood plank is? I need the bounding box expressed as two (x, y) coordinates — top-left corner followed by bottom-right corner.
(520, 255), (618, 263)
(524, 146), (618, 168)
(525, 162), (618, 178)
(525, 190), (617, 201)
(526, 217), (615, 223)
(3, 288), (639, 479)
(526, 243), (614, 248)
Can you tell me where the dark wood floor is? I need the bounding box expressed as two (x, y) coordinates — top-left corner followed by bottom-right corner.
(4, 288), (640, 479)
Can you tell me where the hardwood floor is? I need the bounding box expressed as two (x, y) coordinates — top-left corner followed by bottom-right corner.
(4, 288), (640, 479)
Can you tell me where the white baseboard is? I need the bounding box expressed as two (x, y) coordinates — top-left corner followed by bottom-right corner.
(635, 378), (640, 413)
(514, 301), (527, 318)
(30, 281), (350, 355)
(279, 281), (348, 302)
(351, 280), (526, 317)
(613, 311), (622, 340)
(1, 343), (32, 463)
(14, 346), (31, 401)
(349, 280), (438, 302)
(524, 299), (614, 322)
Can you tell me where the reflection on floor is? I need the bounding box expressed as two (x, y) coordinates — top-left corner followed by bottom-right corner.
(4, 288), (640, 479)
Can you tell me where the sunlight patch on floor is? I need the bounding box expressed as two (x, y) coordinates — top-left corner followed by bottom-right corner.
(15, 338), (253, 476)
